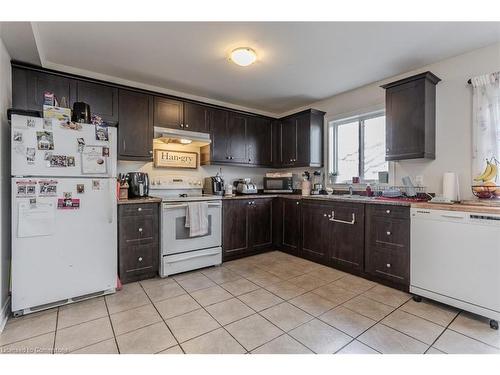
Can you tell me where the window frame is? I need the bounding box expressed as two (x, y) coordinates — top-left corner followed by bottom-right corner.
(328, 110), (387, 184)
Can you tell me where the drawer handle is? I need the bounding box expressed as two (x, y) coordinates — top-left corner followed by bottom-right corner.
(386, 231), (391, 236)
(329, 211), (356, 225)
(386, 263), (391, 268)
(386, 210), (391, 214)
(138, 257), (143, 262)
(138, 207), (142, 212)
(296, 202), (300, 205)
(138, 228), (143, 232)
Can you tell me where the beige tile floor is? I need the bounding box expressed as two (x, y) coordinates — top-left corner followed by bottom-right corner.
(1, 251), (499, 354)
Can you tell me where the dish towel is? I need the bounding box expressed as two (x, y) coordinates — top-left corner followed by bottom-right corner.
(185, 202), (209, 237)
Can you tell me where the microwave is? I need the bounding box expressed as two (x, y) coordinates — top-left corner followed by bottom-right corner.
(263, 177), (293, 193)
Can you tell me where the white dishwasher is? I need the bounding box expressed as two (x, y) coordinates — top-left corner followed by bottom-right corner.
(411, 207), (500, 329)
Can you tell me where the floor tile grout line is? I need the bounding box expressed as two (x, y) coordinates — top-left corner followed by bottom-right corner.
(199, 301), (252, 354)
(397, 304), (459, 327)
(51, 307), (59, 354)
(425, 310), (461, 354)
(104, 295), (122, 354)
(444, 326), (500, 351)
(139, 281), (186, 354)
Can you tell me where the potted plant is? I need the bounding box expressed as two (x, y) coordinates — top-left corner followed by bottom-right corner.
(328, 171), (339, 185)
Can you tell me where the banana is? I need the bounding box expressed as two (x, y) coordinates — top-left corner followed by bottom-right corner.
(475, 161), (492, 181)
(483, 162), (497, 182)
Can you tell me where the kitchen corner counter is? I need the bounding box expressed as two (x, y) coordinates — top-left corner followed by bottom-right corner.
(117, 197), (163, 205)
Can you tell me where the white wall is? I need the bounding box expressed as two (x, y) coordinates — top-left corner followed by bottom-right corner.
(281, 42), (500, 198)
(0, 36), (12, 327)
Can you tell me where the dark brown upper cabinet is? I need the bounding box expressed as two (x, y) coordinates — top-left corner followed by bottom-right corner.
(226, 112), (249, 164)
(74, 81), (119, 124)
(183, 102), (209, 133)
(118, 89), (154, 161)
(247, 116), (272, 166)
(201, 110), (273, 167)
(12, 67), (75, 113)
(381, 71), (441, 161)
(154, 97), (184, 129)
(278, 109), (325, 168)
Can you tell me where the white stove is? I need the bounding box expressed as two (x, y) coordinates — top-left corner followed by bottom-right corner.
(152, 176), (222, 277)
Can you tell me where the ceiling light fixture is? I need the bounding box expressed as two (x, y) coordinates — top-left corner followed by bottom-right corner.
(230, 47), (257, 67)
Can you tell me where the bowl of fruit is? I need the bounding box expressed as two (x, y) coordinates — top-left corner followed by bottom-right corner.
(472, 158), (500, 199)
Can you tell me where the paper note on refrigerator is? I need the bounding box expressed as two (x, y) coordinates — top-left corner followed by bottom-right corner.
(18, 201), (56, 238)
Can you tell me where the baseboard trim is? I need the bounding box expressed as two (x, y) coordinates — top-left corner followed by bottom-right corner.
(0, 297), (11, 333)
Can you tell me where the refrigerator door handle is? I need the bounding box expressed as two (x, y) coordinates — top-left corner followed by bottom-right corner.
(107, 179), (114, 224)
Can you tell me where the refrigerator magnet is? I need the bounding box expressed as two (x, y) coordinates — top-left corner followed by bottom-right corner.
(43, 118), (53, 130)
(57, 198), (80, 210)
(77, 138), (85, 152)
(95, 124), (109, 141)
(26, 118), (36, 128)
(67, 156), (75, 167)
(76, 184), (85, 194)
(36, 131), (54, 150)
(26, 148), (36, 164)
(39, 181), (57, 196)
(92, 180), (101, 190)
(49, 155), (68, 167)
(26, 184), (36, 196)
(13, 131), (23, 143)
(102, 147), (110, 157)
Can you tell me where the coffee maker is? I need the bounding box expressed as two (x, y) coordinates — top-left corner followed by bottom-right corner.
(203, 175), (224, 196)
(127, 172), (150, 197)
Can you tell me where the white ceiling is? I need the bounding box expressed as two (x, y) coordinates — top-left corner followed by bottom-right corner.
(12, 22), (500, 114)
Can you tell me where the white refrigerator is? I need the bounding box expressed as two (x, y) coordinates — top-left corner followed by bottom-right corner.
(11, 114), (117, 315)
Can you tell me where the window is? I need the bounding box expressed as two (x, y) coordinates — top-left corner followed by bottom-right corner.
(328, 111), (388, 183)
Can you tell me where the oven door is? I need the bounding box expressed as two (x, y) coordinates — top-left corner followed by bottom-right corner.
(161, 201), (222, 255)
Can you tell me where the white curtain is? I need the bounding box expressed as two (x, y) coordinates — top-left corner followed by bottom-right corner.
(471, 72), (500, 179)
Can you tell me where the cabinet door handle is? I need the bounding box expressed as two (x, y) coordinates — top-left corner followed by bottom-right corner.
(180, 124), (184, 128)
(323, 213), (327, 217)
(386, 231), (391, 236)
(296, 201), (299, 205)
(386, 209), (391, 214)
(138, 227), (143, 232)
(386, 263), (391, 268)
(138, 257), (143, 262)
(138, 207), (142, 212)
(185, 124), (189, 128)
(149, 150), (153, 154)
(329, 211), (356, 225)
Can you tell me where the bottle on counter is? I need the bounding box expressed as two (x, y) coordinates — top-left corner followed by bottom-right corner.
(366, 183), (373, 197)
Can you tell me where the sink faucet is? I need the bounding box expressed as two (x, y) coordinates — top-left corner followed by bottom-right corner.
(348, 184), (353, 196)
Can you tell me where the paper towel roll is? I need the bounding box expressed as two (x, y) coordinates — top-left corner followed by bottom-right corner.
(443, 172), (459, 201)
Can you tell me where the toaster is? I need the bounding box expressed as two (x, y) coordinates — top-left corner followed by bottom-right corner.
(234, 179), (258, 194)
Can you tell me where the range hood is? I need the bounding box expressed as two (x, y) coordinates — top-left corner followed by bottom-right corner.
(153, 126), (211, 147)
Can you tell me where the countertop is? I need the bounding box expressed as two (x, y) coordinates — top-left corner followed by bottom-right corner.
(222, 194), (413, 206)
(117, 197), (163, 205)
(412, 200), (500, 215)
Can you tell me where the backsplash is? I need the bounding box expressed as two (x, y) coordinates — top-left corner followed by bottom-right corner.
(117, 142), (319, 189)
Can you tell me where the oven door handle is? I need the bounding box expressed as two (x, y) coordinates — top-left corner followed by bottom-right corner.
(163, 203), (222, 209)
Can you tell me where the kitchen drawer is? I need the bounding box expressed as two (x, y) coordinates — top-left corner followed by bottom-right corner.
(120, 216), (155, 244)
(369, 204), (410, 220)
(365, 246), (409, 285)
(120, 203), (157, 218)
(119, 243), (158, 283)
(368, 217), (409, 250)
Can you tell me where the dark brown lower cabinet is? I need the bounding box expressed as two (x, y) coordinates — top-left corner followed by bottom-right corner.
(118, 203), (159, 283)
(365, 204), (410, 287)
(223, 198), (273, 261)
(300, 201), (331, 264)
(281, 198), (301, 256)
(327, 202), (365, 272)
